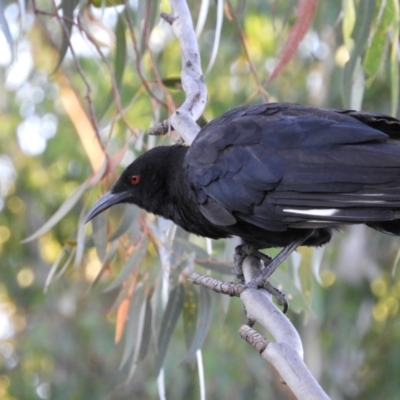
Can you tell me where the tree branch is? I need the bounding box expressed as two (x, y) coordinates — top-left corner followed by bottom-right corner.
(240, 256), (330, 400)
(148, 0), (207, 143)
(191, 257), (330, 399)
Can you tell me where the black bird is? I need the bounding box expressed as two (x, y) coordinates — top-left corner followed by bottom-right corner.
(85, 103), (400, 286)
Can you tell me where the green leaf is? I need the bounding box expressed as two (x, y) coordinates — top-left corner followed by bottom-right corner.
(74, 209), (87, 268)
(364, 0), (393, 86)
(311, 247), (325, 286)
(119, 286), (145, 370)
(173, 238), (234, 275)
(390, 0), (399, 117)
(342, 0), (376, 109)
(90, 0), (124, 7)
(115, 14), (127, 88)
(54, 0), (80, 71)
(156, 284), (185, 375)
(205, 0), (224, 74)
(89, 240), (119, 289)
(182, 282), (199, 351)
(138, 293), (153, 362)
(103, 237), (147, 293)
(127, 293), (148, 381)
(181, 285), (212, 364)
(22, 180), (88, 243)
(44, 247), (75, 293)
(91, 213), (107, 261)
(98, 12), (127, 119)
(109, 205), (139, 242)
(342, 0), (356, 48)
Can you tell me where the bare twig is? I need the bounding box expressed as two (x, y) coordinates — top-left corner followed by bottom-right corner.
(144, 1), (175, 115)
(239, 325), (269, 354)
(123, 0), (168, 108)
(76, 8), (138, 138)
(45, 0), (101, 142)
(31, 1), (107, 173)
(226, 0), (270, 102)
(190, 272), (246, 296)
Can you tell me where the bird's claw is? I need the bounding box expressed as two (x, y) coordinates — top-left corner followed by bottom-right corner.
(234, 244), (289, 313)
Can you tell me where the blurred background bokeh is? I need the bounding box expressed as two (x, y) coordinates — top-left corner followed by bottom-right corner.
(1, 0), (400, 399)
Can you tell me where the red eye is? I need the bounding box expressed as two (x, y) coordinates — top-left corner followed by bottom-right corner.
(128, 175), (140, 185)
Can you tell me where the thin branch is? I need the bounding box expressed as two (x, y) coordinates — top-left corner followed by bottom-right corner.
(239, 325), (269, 354)
(76, 8), (138, 138)
(190, 272), (246, 297)
(47, 0), (101, 140)
(143, 0), (176, 117)
(226, 0), (270, 102)
(123, 1), (168, 108)
(31, 1), (107, 172)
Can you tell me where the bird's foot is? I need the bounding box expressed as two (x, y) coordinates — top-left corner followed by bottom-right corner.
(234, 244), (288, 313)
(261, 281), (289, 314)
(248, 236), (309, 289)
(234, 244), (272, 281)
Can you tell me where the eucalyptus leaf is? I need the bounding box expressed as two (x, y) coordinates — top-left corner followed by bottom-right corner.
(390, 0), (399, 117)
(195, 0), (210, 37)
(55, 0), (79, 70)
(156, 284), (185, 375)
(173, 238), (233, 274)
(182, 282), (199, 351)
(364, 0), (393, 85)
(181, 286), (212, 364)
(119, 286), (145, 370)
(45, 246), (76, 293)
(109, 205), (139, 242)
(90, 240), (119, 288)
(342, 0), (375, 109)
(127, 293), (148, 381)
(342, 0), (356, 48)
(205, 0), (223, 74)
(22, 180), (88, 243)
(91, 213), (107, 261)
(312, 246), (325, 286)
(98, 12), (127, 119)
(138, 293), (153, 362)
(74, 210), (87, 268)
(103, 237), (148, 293)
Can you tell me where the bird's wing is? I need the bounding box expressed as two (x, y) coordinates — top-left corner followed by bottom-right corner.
(186, 103), (400, 231)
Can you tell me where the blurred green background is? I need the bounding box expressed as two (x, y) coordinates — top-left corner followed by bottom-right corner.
(1, 0), (400, 399)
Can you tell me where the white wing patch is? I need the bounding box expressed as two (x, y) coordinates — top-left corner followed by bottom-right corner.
(284, 208), (339, 217)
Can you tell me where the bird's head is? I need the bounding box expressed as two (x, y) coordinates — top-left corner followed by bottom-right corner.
(84, 145), (187, 224)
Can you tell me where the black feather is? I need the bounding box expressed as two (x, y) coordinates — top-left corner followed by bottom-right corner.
(85, 103), (400, 252)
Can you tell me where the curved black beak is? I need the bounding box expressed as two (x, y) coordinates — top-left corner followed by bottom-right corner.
(84, 191), (131, 224)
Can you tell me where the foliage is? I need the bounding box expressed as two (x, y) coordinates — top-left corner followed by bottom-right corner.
(1, 0), (400, 399)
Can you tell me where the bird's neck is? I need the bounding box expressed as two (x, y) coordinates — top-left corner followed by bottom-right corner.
(140, 145), (191, 220)
(146, 145), (210, 233)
